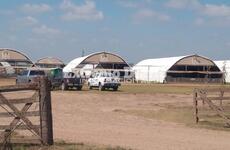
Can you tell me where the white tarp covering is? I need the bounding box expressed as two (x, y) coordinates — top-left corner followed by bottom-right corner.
(215, 60), (230, 83)
(63, 56), (87, 73)
(133, 56), (186, 83)
(63, 56), (94, 77)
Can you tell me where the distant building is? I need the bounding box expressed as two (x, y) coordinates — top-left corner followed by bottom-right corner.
(133, 54), (223, 83)
(0, 48), (33, 67)
(63, 52), (131, 79)
(0, 48), (33, 75)
(35, 57), (65, 69)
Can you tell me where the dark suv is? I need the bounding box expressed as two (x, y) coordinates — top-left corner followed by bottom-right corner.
(61, 72), (83, 91)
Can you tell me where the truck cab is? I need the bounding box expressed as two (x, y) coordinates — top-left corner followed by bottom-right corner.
(61, 72), (83, 91)
(88, 72), (121, 91)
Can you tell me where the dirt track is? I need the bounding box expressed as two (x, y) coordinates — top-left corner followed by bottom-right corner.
(52, 91), (230, 150)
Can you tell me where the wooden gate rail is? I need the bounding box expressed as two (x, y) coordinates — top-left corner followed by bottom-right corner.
(0, 77), (53, 150)
(193, 88), (230, 126)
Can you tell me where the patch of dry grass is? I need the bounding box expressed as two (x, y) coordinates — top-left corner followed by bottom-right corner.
(117, 104), (230, 131)
(77, 83), (230, 95)
(12, 142), (132, 150)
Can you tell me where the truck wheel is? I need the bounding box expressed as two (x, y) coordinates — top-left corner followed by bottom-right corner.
(77, 86), (82, 91)
(61, 83), (67, 91)
(51, 85), (55, 91)
(113, 87), (118, 91)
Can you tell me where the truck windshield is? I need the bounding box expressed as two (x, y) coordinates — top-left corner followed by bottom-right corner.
(30, 70), (45, 76)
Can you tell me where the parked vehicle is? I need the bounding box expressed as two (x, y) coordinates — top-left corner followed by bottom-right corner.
(88, 72), (121, 91)
(0, 61), (15, 76)
(61, 72), (83, 91)
(16, 69), (45, 84)
(46, 68), (63, 89)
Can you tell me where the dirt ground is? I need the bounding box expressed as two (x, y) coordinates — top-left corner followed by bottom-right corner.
(52, 91), (230, 150)
(1, 78), (230, 150)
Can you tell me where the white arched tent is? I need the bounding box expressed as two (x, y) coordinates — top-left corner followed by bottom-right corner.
(214, 60), (230, 83)
(133, 54), (223, 83)
(133, 56), (184, 83)
(63, 52), (130, 77)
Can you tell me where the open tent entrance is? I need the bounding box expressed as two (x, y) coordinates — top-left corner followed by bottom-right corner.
(166, 55), (223, 83)
(64, 52), (131, 79)
(95, 62), (129, 69)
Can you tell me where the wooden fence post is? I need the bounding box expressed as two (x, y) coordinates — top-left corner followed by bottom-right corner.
(220, 90), (224, 110)
(39, 77), (53, 145)
(193, 89), (199, 124)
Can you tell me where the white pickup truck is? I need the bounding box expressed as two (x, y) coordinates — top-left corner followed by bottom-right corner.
(88, 72), (121, 91)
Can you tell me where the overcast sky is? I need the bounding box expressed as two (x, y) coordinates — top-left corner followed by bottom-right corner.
(0, 0), (230, 64)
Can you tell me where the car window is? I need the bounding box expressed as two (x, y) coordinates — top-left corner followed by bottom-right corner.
(20, 70), (29, 76)
(100, 72), (113, 77)
(106, 73), (113, 77)
(29, 70), (45, 76)
(68, 72), (75, 77)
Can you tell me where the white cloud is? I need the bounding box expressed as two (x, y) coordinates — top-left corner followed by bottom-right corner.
(134, 9), (170, 22)
(118, 0), (154, 9)
(118, 1), (140, 8)
(60, 0), (104, 21)
(10, 16), (39, 31)
(196, 4), (230, 26)
(21, 3), (52, 14)
(166, 0), (230, 26)
(32, 25), (60, 35)
(166, 0), (230, 18)
(20, 16), (39, 26)
(201, 4), (230, 17)
(118, 1), (170, 23)
(165, 0), (201, 9)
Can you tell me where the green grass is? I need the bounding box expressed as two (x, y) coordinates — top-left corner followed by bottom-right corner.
(119, 84), (195, 94)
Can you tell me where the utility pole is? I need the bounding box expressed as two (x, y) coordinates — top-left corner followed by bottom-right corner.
(82, 49), (85, 57)
(223, 61), (226, 84)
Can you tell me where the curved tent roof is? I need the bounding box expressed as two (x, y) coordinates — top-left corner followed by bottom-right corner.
(215, 60), (230, 71)
(0, 48), (32, 62)
(63, 56), (86, 72)
(134, 55), (186, 71)
(133, 54), (220, 83)
(63, 52), (129, 72)
(36, 57), (65, 65)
